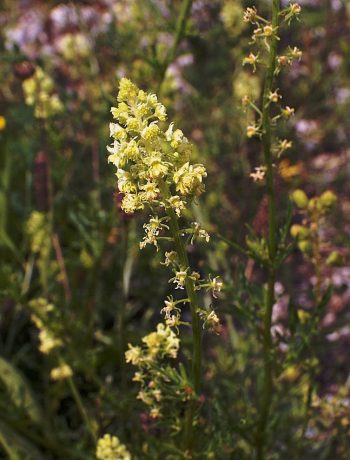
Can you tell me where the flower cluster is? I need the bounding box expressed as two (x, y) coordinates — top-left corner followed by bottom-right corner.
(26, 211), (50, 254)
(29, 298), (62, 354)
(107, 78), (207, 214)
(28, 298), (74, 382)
(22, 67), (63, 119)
(125, 324), (189, 419)
(96, 434), (131, 460)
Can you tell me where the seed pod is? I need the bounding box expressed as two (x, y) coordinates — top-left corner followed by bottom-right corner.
(326, 251), (344, 267)
(290, 224), (309, 239)
(298, 240), (312, 254)
(319, 190), (337, 209)
(291, 189), (308, 209)
(308, 197), (317, 212)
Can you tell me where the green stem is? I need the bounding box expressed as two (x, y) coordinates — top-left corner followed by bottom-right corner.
(256, 2), (280, 459)
(158, 180), (201, 449)
(67, 375), (97, 443)
(117, 220), (130, 389)
(159, 182), (201, 392)
(157, 0), (193, 93)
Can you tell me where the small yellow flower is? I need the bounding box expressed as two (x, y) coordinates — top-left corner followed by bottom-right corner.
(277, 55), (288, 66)
(268, 90), (281, 103)
(206, 310), (221, 334)
(263, 25), (274, 36)
(167, 195), (186, 216)
(162, 251), (177, 266)
(277, 139), (292, 152)
(121, 193), (143, 213)
(290, 46), (302, 60)
(0, 116), (6, 131)
(243, 53), (259, 72)
(139, 181), (159, 202)
(208, 276), (223, 298)
(246, 124), (260, 138)
(50, 364), (73, 381)
(118, 78), (138, 103)
(110, 123), (127, 141)
(137, 391), (153, 406)
(150, 407), (161, 419)
(154, 103), (167, 121)
(171, 270), (188, 289)
(145, 155), (168, 179)
(125, 344), (143, 365)
(38, 329), (62, 354)
(281, 106), (295, 118)
(141, 123), (160, 141)
(290, 3), (301, 15)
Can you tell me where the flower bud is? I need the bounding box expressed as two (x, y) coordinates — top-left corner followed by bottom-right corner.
(326, 251), (344, 267)
(319, 190), (337, 209)
(298, 240), (312, 254)
(290, 224), (309, 239)
(291, 189), (308, 209)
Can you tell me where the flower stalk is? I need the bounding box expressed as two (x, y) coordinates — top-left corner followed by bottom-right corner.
(157, 0), (193, 92)
(256, 0), (280, 457)
(159, 179), (202, 394)
(107, 78), (221, 452)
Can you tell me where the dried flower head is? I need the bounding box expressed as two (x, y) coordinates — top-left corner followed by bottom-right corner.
(243, 6), (258, 23)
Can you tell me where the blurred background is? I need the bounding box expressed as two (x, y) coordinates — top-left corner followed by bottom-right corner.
(1, 0), (350, 458)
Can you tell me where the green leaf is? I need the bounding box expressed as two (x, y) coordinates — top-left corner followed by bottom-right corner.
(0, 420), (45, 460)
(0, 357), (43, 425)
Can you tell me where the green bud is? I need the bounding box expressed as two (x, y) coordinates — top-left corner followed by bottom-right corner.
(291, 189), (308, 209)
(319, 190), (337, 209)
(307, 197), (317, 212)
(290, 224), (309, 239)
(326, 251), (344, 266)
(298, 240), (312, 254)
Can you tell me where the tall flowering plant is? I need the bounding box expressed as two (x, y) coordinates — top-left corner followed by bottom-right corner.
(241, 2), (302, 458)
(106, 78), (222, 452)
